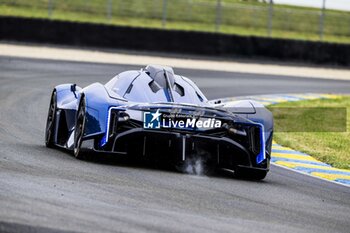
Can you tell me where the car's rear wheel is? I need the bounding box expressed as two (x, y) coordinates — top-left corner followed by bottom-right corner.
(234, 166), (268, 180)
(45, 90), (57, 148)
(74, 96), (86, 160)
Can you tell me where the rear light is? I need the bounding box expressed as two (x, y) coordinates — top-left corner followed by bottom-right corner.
(249, 126), (261, 156)
(109, 111), (130, 137)
(118, 112), (130, 122)
(223, 123), (247, 137)
(100, 109), (130, 148)
(228, 127), (247, 136)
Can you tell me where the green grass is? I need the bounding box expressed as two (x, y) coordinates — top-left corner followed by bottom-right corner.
(268, 97), (350, 170)
(1, 0), (350, 44)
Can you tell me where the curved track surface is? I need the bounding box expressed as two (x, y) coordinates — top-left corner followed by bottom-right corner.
(0, 56), (350, 233)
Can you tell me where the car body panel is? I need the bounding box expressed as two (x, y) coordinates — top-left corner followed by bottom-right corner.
(47, 65), (273, 174)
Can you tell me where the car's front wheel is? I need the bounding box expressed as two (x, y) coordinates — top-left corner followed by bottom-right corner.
(73, 96), (87, 159)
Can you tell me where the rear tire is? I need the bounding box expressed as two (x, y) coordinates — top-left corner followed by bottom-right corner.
(234, 166), (268, 180)
(45, 90), (57, 148)
(73, 96), (87, 160)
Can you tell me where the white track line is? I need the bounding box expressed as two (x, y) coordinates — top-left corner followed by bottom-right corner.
(272, 163), (350, 188)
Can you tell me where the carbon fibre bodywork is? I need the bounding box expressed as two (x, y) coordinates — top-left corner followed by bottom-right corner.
(46, 65), (273, 178)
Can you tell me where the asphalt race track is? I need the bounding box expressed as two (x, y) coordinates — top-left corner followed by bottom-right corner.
(0, 56), (350, 233)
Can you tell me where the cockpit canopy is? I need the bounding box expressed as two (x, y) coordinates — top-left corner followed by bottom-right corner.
(105, 65), (208, 105)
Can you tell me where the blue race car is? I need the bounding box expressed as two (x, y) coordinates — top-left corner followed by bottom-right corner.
(45, 65), (273, 179)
